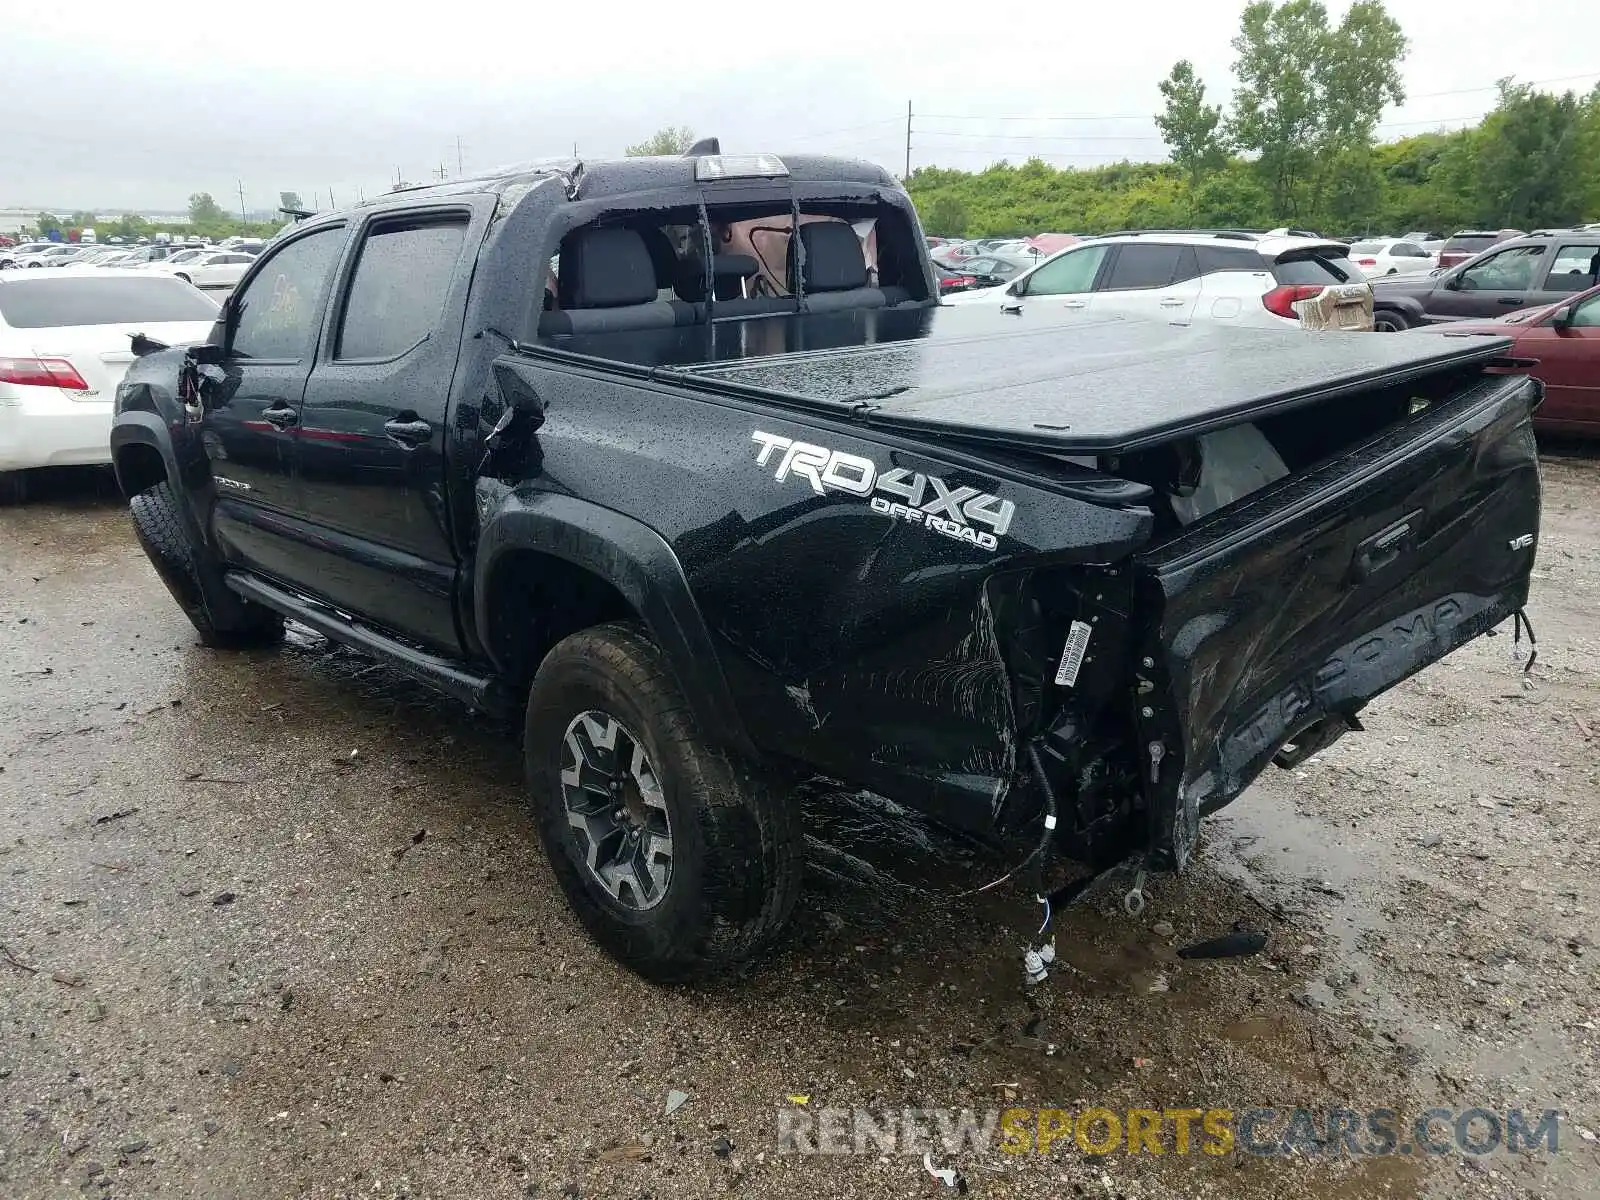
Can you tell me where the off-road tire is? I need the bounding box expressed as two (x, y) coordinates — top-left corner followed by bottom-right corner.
(1372, 309), (1410, 333)
(129, 480), (284, 648)
(0, 470), (28, 506)
(525, 622), (801, 983)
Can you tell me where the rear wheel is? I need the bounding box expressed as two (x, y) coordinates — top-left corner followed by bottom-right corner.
(129, 480), (284, 648)
(525, 622), (801, 983)
(1372, 310), (1410, 333)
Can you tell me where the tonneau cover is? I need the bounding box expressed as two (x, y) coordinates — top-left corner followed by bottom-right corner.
(541, 307), (1515, 455)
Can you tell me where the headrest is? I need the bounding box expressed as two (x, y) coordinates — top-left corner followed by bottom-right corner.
(789, 221), (867, 293)
(676, 252), (759, 302)
(558, 228), (658, 309)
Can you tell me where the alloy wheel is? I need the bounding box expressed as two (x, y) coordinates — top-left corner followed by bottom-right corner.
(559, 710), (674, 910)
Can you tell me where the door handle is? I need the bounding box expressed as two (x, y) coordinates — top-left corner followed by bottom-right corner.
(1352, 510), (1422, 582)
(262, 405), (297, 429)
(1063, 300), (1088, 309)
(1497, 297), (1523, 305)
(1159, 297), (1186, 308)
(383, 417), (432, 446)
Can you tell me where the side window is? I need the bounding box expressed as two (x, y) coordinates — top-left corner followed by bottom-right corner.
(230, 227), (344, 361)
(1395, 243), (1426, 257)
(1458, 245), (1543, 291)
(1196, 245), (1266, 274)
(1104, 244), (1188, 290)
(1544, 244), (1600, 292)
(1169, 246), (1200, 284)
(336, 218), (468, 360)
(1020, 244), (1108, 296)
(1568, 292), (1600, 327)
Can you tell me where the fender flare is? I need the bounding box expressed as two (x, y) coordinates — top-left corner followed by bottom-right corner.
(1372, 295), (1426, 325)
(108, 411), (182, 497)
(474, 490), (756, 759)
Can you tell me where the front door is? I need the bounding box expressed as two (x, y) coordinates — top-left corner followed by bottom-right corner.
(1429, 245), (1547, 321)
(202, 224), (347, 579)
(1524, 290), (1600, 431)
(1009, 242), (1111, 313)
(292, 211), (475, 653)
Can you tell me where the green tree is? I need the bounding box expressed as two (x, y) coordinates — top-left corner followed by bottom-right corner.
(1472, 80), (1590, 228)
(279, 191), (304, 212)
(1155, 60), (1228, 213)
(1226, 0), (1406, 222)
(187, 192), (227, 225)
(625, 126), (696, 157)
(34, 212), (61, 237)
(919, 193), (969, 237)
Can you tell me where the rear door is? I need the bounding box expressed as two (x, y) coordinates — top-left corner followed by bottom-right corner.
(201, 223), (347, 575)
(1130, 372), (1541, 868)
(290, 208), (476, 653)
(1095, 243), (1202, 322)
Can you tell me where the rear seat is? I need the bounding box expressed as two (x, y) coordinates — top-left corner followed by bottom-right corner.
(538, 228), (699, 335)
(784, 221), (884, 313)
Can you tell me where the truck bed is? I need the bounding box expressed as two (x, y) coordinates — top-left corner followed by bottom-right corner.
(537, 306), (1514, 454)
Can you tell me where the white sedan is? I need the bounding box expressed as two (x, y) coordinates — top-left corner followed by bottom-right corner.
(1345, 239), (1437, 277)
(0, 271), (219, 503)
(148, 250), (257, 289)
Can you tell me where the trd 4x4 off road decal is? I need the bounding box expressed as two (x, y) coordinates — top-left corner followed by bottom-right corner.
(750, 430), (1015, 551)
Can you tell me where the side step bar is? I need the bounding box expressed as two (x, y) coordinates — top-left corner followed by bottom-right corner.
(223, 571), (513, 716)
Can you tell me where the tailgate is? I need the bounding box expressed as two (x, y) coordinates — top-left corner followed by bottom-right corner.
(1132, 373), (1541, 868)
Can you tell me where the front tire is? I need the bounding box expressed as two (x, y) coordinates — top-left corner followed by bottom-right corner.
(174, 273), (191, 284)
(525, 623), (801, 983)
(129, 480), (284, 648)
(1372, 310), (1410, 333)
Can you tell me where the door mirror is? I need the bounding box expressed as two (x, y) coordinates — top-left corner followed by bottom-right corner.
(1551, 303), (1574, 331)
(1007, 277), (1026, 298)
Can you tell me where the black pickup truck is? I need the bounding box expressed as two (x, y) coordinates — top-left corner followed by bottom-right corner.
(111, 149), (1543, 982)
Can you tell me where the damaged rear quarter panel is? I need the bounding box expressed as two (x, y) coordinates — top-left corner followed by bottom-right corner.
(492, 356), (1151, 835)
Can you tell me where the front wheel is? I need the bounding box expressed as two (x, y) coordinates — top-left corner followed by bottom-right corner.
(129, 480), (284, 648)
(525, 622), (801, 983)
(174, 273), (191, 284)
(1372, 310), (1410, 333)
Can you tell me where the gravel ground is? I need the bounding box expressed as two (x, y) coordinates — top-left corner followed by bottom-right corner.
(1, 449), (1597, 1200)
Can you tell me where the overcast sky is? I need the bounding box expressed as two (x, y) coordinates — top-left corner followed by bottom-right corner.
(2, 0), (1596, 213)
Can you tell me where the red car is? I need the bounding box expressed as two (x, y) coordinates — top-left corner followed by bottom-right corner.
(1434, 282), (1600, 436)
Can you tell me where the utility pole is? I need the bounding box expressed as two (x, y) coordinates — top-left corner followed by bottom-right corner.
(236, 179), (247, 221)
(456, 134), (465, 176)
(328, 187), (337, 208)
(904, 100), (912, 179)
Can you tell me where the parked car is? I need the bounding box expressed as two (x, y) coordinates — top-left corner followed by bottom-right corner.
(1402, 230), (1445, 243)
(29, 244), (89, 268)
(1, 244), (60, 269)
(931, 262), (971, 295)
(1417, 282), (1600, 436)
(149, 251), (257, 289)
(0, 272), (219, 504)
(1347, 238), (1437, 277)
(1436, 229), (1524, 270)
(943, 228), (1373, 330)
(112, 150), (1537, 983)
(1369, 231), (1600, 331)
(936, 254), (1031, 294)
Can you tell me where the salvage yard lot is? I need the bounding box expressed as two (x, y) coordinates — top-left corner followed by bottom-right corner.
(1, 451), (1597, 1200)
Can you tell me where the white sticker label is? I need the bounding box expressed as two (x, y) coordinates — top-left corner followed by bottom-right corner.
(1054, 620), (1093, 688)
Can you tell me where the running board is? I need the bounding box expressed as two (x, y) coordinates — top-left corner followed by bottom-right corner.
(223, 571), (512, 716)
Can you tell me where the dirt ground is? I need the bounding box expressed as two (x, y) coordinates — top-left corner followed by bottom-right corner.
(1, 448), (1596, 1200)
